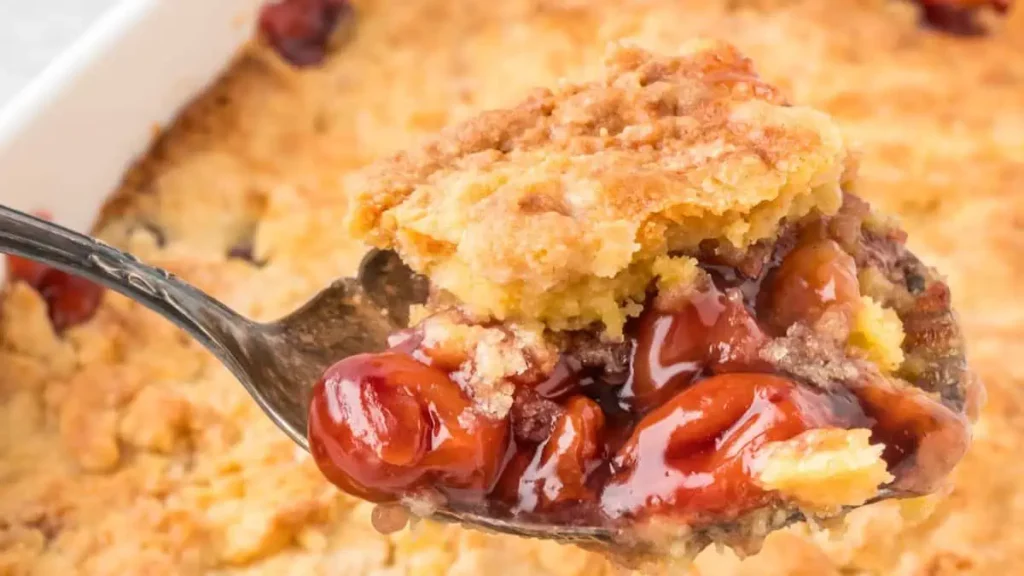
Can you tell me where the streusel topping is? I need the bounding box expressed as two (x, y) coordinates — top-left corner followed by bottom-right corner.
(348, 41), (849, 335)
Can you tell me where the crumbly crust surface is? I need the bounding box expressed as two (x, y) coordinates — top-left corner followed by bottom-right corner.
(348, 41), (847, 334)
(753, 428), (894, 513)
(2, 0), (1024, 575)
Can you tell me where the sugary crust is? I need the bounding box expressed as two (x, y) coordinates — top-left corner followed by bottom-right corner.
(348, 41), (848, 333)
(848, 296), (906, 373)
(2, 0), (1024, 575)
(753, 428), (893, 513)
(409, 310), (559, 418)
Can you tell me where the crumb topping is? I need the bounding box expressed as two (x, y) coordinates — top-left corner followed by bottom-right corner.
(348, 41), (850, 334)
(753, 428), (893, 513)
(410, 311), (559, 418)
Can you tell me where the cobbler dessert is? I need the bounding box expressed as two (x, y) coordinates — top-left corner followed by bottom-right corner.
(301, 43), (975, 560)
(2, 1), (1023, 575)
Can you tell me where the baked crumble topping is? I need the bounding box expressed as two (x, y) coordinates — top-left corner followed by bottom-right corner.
(347, 42), (849, 336)
(2, 0), (1022, 574)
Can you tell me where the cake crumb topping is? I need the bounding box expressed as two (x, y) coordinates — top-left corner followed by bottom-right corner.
(753, 428), (893, 513)
(348, 41), (850, 335)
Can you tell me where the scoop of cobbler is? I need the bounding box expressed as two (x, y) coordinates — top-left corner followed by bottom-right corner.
(315, 43), (974, 562)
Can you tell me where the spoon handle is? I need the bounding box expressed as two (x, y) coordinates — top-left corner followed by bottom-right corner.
(0, 204), (249, 354)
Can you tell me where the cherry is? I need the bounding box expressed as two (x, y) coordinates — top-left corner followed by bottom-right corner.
(308, 352), (509, 503)
(619, 288), (718, 413)
(513, 396), (606, 511)
(760, 239), (860, 334)
(913, 0), (1010, 36)
(705, 293), (770, 374)
(620, 287), (768, 413)
(602, 373), (864, 521)
(258, 0), (352, 66)
(849, 375), (969, 495)
(6, 254), (50, 287)
(5, 255), (104, 332)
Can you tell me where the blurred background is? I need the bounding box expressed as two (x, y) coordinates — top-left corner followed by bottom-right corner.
(0, 0), (116, 105)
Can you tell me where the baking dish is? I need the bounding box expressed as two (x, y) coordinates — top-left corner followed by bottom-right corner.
(0, 0), (258, 243)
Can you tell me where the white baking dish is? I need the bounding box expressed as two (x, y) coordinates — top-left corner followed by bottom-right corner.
(0, 0), (261, 261)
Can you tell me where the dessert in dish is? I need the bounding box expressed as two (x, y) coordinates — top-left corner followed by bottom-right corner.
(2, 0), (1023, 574)
(307, 42), (973, 559)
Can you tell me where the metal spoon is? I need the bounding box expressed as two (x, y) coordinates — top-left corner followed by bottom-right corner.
(0, 205), (622, 547)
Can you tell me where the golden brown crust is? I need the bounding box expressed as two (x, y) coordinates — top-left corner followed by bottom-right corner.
(2, 0), (1024, 574)
(753, 428), (893, 513)
(347, 41), (848, 334)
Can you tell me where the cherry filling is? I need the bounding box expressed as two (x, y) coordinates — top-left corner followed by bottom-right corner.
(308, 200), (970, 529)
(620, 284), (769, 414)
(601, 374), (864, 521)
(759, 239), (861, 335)
(502, 396), (607, 513)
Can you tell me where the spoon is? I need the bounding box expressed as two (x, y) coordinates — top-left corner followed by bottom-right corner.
(0, 205), (626, 547)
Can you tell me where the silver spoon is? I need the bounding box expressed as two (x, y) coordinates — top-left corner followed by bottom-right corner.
(0, 204), (625, 548)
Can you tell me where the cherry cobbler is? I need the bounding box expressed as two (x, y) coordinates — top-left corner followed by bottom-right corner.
(303, 43), (975, 558)
(4, 0), (1021, 574)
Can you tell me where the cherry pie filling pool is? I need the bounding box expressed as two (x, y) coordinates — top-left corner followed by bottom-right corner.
(307, 196), (970, 530)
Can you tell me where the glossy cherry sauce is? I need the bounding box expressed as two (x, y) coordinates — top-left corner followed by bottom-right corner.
(307, 231), (968, 526)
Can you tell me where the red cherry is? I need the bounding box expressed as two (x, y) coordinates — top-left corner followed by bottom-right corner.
(760, 240), (861, 334)
(602, 373), (862, 520)
(258, 0), (352, 66)
(5, 254), (103, 331)
(513, 396), (605, 511)
(308, 352), (509, 503)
